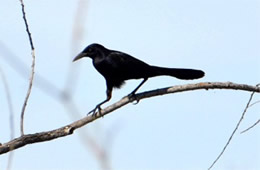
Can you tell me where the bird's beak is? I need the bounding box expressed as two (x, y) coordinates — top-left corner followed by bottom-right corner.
(73, 52), (87, 62)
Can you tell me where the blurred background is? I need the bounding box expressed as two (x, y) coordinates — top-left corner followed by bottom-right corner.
(0, 0), (259, 169)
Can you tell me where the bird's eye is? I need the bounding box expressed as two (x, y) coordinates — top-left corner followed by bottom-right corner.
(88, 48), (93, 52)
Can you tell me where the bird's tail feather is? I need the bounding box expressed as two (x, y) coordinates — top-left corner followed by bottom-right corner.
(151, 66), (205, 80)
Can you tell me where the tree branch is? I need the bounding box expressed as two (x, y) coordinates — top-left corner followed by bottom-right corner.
(0, 82), (259, 155)
(19, 0), (36, 135)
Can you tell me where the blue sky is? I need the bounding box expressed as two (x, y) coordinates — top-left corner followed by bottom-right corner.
(0, 0), (259, 170)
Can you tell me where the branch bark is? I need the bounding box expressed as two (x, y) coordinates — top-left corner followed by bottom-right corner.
(0, 81), (259, 155)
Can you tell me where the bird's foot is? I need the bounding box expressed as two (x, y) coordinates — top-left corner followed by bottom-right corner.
(128, 93), (140, 105)
(87, 105), (102, 117)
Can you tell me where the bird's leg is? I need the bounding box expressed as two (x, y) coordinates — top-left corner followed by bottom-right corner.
(128, 78), (148, 104)
(88, 89), (112, 116)
(130, 78), (148, 94)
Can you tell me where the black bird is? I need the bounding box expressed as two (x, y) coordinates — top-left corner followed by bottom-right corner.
(73, 43), (204, 114)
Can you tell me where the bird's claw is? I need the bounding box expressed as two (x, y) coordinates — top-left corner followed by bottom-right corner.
(128, 93), (140, 105)
(87, 105), (102, 116)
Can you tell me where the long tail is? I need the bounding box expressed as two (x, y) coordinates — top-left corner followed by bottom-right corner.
(150, 66), (205, 80)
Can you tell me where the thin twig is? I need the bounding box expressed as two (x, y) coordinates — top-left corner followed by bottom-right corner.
(0, 82), (259, 155)
(19, 0), (34, 50)
(249, 100), (260, 108)
(208, 86), (258, 170)
(19, 0), (36, 135)
(241, 93), (260, 134)
(0, 68), (15, 170)
(240, 119), (260, 134)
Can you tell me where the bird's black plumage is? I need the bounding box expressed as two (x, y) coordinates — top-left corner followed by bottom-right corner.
(73, 43), (205, 114)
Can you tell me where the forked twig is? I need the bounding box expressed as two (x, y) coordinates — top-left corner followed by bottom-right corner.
(208, 84), (258, 170)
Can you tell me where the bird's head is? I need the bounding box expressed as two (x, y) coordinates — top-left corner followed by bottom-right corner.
(73, 43), (106, 61)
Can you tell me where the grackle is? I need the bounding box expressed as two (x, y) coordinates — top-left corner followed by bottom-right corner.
(73, 43), (204, 115)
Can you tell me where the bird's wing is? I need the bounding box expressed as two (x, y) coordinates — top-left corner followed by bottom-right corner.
(105, 51), (152, 79)
(108, 51), (149, 68)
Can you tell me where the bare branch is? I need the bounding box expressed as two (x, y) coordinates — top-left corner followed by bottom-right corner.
(19, 0), (36, 135)
(208, 85), (258, 170)
(0, 82), (259, 155)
